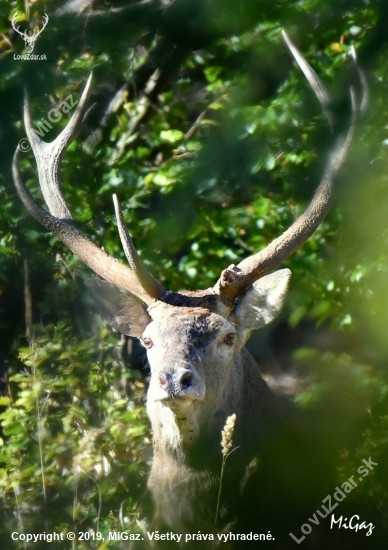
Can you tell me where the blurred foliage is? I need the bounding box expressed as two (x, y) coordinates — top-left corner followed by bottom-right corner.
(1, 0), (388, 547)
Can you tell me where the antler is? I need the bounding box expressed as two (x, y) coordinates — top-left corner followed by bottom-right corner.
(213, 32), (366, 305)
(11, 12), (28, 40)
(12, 74), (166, 306)
(13, 33), (366, 312)
(12, 12), (49, 53)
(112, 194), (167, 299)
(33, 13), (49, 39)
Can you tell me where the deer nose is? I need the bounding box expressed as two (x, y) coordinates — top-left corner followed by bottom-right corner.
(180, 370), (193, 390)
(158, 369), (193, 395)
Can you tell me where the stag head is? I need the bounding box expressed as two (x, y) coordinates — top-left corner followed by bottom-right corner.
(12, 32), (364, 416)
(12, 32), (367, 531)
(12, 12), (48, 54)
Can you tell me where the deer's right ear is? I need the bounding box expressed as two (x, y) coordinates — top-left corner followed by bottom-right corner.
(85, 279), (151, 337)
(234, 269), (291, 331)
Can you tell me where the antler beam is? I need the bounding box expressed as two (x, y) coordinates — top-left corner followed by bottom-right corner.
(12, 75), (165, 305)
(213, 32), (366, 305)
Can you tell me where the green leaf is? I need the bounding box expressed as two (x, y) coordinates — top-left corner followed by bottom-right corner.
(160, 129), (184, 143)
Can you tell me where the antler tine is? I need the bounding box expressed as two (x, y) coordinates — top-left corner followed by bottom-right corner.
(13, 75), (156, 305)
(213, 33), (359, 305)
(11, 12), (26, 38)
(112, 194), (167, 300)
(23, 73), (93, 220)
(12, 150), (153, 304)
(31, 13), (49, 39)
(350, 46), (369, 115)
(282, 30), (333, 129)
(41, 13), (49, 29)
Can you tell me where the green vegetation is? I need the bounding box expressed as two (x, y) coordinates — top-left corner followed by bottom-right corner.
(1, 0), (388, 548)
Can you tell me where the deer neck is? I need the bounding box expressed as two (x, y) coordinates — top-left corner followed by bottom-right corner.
(148, 400), (206, 460)
(147, 368), (244, 466)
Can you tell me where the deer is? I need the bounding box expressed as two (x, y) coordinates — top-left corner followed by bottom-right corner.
(11, 12), (49, 54)
(12, 33), (366, 535)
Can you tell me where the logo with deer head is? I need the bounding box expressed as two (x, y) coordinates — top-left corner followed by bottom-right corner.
(12, 12), (48, 54)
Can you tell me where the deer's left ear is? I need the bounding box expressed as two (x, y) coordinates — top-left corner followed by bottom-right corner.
(235, 269), (291, 330)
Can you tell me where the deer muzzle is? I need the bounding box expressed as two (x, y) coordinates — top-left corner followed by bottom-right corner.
(154, 365), (205, 406)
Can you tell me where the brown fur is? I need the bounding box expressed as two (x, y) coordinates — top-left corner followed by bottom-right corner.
(88, 269), (291, 530)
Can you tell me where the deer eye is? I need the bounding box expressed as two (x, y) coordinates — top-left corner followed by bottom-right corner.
(142, 337), (153, 349)
(224, 333), (236, 345)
